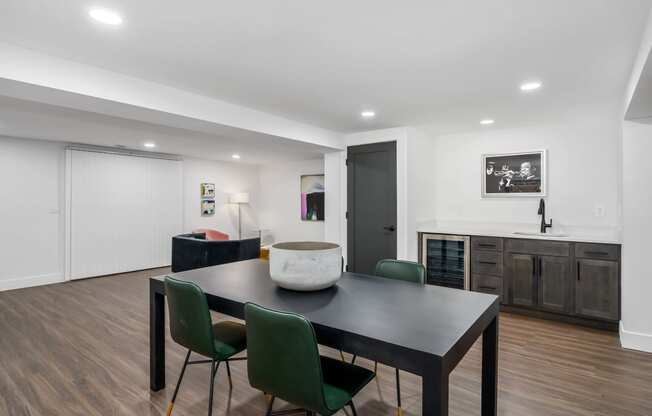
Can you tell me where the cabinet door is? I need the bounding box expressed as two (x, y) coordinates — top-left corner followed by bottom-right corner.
(507, 253), (536, 307)
(576, 259), (619, 321)
(538, 256), (572, 313)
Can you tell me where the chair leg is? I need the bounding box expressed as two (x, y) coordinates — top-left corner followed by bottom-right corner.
(208, 359), (219, 416)
(374, 361), (378, 374)
(226, 360), (233, 389)
(395, 368), (402, 416)
(349, 402), (358, 416)
(339, 350), (346, 362)
(167, 349), (191, 416)
(265, 396), (276, 416)
(351, 354), (357, 364)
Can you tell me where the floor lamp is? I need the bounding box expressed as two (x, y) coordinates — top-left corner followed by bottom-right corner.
(229, 193), (249, 240)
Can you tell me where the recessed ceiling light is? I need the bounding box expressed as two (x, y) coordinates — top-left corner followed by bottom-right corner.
(232, 154), (241, 159)
(143, 142), (156, 148)
(361, 110), (375, 118)
(480, 119), (495, 125)
(89, 8), (123, 25)
(520, 81), (542, 91)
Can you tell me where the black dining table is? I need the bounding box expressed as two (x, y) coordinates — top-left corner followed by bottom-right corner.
(149, 259), (499, 416)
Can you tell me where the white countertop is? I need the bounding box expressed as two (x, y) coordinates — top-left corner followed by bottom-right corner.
(416, 221), (622, 244)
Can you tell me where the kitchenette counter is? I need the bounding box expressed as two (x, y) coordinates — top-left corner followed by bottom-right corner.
(417, 221), (622, 331)
(416, 221), (622, 245)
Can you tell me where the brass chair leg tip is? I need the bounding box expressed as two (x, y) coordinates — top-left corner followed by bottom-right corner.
(396, 407), (404, 416)
(166, 402), (174, 416)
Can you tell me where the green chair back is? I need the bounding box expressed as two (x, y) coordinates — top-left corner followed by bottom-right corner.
(374, 259), (426, 284)
(165, 276), (215, 358)
(245, 303), (329, 415)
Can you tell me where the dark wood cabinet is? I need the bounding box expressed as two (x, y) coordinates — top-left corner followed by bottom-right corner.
(471, 236), (621, 330)
(507, 253), (536, 307)
(575, 259), (619, 321)
(538, 255), (572, 313)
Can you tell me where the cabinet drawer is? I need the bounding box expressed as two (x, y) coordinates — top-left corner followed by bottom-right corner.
(471, 236), (503, 252)
(472, 274), (503, 302)
(575, 243), (619, 261)
(472, 251), (503, 276)
(505, 238), (570, 257)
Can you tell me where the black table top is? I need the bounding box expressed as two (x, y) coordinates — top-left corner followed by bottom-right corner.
(154, 259), (498, 358)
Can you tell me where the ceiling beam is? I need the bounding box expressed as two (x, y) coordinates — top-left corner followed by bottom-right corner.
(0, 42), (344, 150)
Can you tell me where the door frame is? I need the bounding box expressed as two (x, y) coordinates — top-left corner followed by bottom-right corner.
(346, 141), (398, 272)
(337, 128), (409, 270)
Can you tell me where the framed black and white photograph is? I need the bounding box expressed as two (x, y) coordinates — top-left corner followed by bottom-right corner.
(482, 150), (546, 197)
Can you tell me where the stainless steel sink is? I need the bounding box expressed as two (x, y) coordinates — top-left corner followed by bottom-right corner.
(513, 231), (569, 238)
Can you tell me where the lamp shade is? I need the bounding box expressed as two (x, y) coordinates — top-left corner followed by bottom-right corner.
(229, 192), (250, 204)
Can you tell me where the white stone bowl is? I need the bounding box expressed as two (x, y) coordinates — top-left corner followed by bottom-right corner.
(269, 242), (342, 291)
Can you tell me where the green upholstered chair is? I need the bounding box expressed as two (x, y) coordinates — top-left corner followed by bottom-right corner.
(164, 276), (247, 416)
(245, 302), (375, 416)
(348, 259), (425, 416)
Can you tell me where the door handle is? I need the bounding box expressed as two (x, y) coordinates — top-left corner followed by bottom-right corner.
(383, 225), (396, 232)
(539, 258), (542, 276)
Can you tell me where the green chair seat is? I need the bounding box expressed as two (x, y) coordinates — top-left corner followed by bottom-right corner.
(212, 321), (247, 360)
(321, 356), (375, 411)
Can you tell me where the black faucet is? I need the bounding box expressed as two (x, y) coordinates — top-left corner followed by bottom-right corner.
(538, 198), (552, 233)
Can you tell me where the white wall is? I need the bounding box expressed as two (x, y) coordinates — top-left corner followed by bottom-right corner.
(621, 121), (652, 352)
(0, 136), (65, 290)
(182, 158), (260, 239)
(258, 158), (325, 243)
(430, 116), (622, 231)
(0, 136), (267, 291)
(619, 4), (652, 354)
(332, 127), (433, 263)
(324, 152), (344, 245)
(406, 127), (437, 260)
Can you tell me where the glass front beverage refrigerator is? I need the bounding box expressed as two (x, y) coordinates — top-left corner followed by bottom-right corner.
(419, 233), (470, 290)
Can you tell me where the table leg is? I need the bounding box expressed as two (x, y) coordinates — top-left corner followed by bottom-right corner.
(422, 360), (449, 416)
(150, 281), (165, 391)
(481, 316), (498, 416)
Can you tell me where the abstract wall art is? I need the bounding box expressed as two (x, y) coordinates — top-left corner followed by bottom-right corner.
(301, 174), (325, 221)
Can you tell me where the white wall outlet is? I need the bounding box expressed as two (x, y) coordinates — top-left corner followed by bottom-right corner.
(593, 204), (605, 217)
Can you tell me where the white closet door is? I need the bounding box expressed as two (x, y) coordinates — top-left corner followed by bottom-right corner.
(69, 150), (182, 279)
(149, 157), (183, 268)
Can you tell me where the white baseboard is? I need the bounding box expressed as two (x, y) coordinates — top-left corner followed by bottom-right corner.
(620, 321), (652, 353)
(0, 273), (64, 292)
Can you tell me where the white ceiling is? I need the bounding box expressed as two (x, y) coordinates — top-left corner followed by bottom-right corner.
(0, 96), (332, 164)
(0, 0), (650, 134)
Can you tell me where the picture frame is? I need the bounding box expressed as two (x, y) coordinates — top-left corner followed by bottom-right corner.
(201, 199), (215, 216)
(482, 150), (547, 198)
(300, 174), (325, 221)
(200, 183), (215, 198)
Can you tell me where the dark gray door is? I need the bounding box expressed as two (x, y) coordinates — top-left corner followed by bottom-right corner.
(347, 141), (397, 274)
(507, 253), (536, 307)
(538, 255), (572, 313)
(576, 259), (619, 321)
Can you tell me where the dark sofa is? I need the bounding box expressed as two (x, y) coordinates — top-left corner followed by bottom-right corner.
(171, 233), (261, 273)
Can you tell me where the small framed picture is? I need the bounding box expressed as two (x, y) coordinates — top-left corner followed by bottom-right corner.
(201, 183), (215, 198)
(482, 150), (546, 198)
(201, 199), (215, 216)
(301, 174), (325, 221)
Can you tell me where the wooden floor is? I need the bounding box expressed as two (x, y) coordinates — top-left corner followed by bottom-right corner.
(1, 268), (652, 416)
